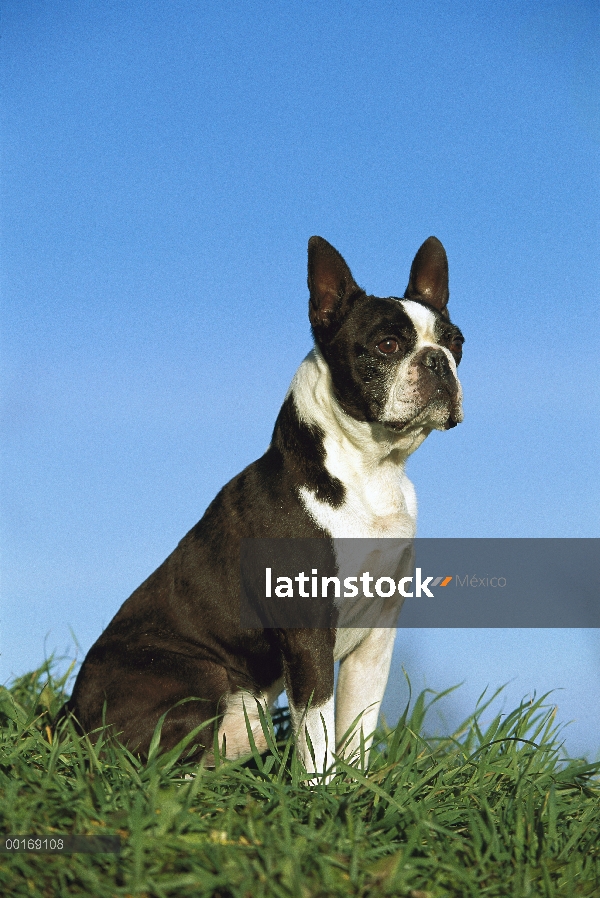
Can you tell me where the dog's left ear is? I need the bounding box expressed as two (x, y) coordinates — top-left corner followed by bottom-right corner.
(404, 236), (450, 319)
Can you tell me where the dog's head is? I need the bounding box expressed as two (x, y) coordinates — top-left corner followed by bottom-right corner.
(307, 236), (464, 435)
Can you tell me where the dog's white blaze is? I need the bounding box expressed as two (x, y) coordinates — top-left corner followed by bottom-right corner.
(398, 299), (439, 340)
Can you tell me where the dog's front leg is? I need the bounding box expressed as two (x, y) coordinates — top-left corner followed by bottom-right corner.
(335, 627), (397, 766)
(289, 692), (335, 782)
(278, 629), (336, 780)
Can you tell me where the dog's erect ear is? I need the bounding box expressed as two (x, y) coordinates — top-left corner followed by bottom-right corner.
(308, 237), (360, 330)
(404, 236), (450, 318)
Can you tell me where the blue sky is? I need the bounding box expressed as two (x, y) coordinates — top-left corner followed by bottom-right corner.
(2, 1), (599, 756)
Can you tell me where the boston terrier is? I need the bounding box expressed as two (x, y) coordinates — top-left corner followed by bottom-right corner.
(61, 235), (464, 776)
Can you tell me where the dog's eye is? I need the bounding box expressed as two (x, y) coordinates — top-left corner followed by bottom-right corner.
(449, 337), (464, 364)
(376, 338), (400, 355)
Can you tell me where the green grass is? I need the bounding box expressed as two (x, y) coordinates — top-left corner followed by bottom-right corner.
(1, 662), (599, 897)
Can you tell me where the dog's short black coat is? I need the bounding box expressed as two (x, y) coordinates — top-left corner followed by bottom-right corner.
(59, 235), (463, 770)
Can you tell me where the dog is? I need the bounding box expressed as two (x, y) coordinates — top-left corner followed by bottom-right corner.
(61, 235), (464, 776)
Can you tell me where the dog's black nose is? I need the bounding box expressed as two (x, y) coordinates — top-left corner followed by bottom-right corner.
(421, 348), (452, 379)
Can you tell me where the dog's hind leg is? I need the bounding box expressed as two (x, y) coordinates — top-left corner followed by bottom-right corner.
(206, 677), (284, 764)
(62, 655), (231, 763)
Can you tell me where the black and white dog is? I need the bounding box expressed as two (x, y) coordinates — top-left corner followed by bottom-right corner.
(62, 235), (464, 775)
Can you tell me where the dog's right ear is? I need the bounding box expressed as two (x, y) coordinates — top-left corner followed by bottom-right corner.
(404, 236), (450, 319)
(308, 237), (360, 330)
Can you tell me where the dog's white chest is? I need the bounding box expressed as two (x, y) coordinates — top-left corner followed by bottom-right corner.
(299, 460), (417, 540)
(299, 460), (415, 663)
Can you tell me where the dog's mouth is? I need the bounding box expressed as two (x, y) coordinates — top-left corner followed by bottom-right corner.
(383, 402), (463, 434)
(383, 419), (417, 434)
